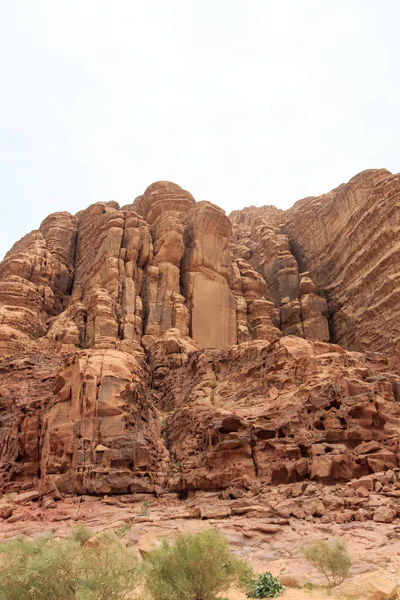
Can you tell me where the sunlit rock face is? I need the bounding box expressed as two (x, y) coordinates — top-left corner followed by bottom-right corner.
(1, 170), (400, 500)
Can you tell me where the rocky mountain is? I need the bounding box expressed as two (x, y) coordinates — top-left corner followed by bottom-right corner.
(0, 170), (400, 510)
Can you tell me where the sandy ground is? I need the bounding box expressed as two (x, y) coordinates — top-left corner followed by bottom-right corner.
(234, 589), (339, 600)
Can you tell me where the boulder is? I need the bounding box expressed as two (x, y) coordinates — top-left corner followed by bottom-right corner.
(137, 533), (163, 558)
(373, 506), (396, 523)
(332, 573), (398, 600)
(199, 505), (232, 520)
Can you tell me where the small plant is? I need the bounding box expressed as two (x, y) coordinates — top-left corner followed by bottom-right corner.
(169, 457), (182, 475)
(140, 500), (150, 516)
(246, 572), (282, 598)
(302, 538), (351, 586)
(304, 582), (318, 590)
(143, 529), (249, 600)
(162, 399), (174, 413)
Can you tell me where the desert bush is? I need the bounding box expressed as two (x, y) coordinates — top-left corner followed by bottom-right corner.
(0, 534), (81, 600)
(68, 525), (95, 547)
(143, 529), (249, 600)
(302, 538), (351, 586)
(246, 571), (282, 598)
(79, 533), (140, 600)
(0, 531), (141, 600)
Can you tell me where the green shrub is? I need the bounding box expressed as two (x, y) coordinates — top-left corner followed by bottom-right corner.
(0, 531), (141, 600)
(0, 535), (81, 600)
(68, 525), (94, 547)
(246, 572), (282, 598)
(79, 535), (140, 600)
(302, 538), (351, 586)
(143, 529), (249, 600)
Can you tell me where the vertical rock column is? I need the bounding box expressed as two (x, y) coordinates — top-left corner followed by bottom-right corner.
(118, 209), (152, 351)
(258, 228), (303, 337)
(182, 201), (237, 348)
(72, 202), (125, 349)
(235, 258), (281, 342)
(39, 212), (78, 313)
(66, 201), (152, 351)
(133, 182), (195, 348)
(299, 272), (330, 341)
(230, 211), (329, 343)
(0, 232), (57, 356)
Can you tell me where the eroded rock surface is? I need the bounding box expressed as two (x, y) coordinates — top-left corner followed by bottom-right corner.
(0, 172), (400, 521)
(284, 169), (400, 354)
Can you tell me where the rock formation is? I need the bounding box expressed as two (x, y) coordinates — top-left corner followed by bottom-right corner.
(284, 169), (400, 354)
(0, 171), (400, 517)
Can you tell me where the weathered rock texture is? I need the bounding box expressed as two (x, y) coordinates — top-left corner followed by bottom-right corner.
(0, 171), (400, 512)
(284, 169), (400, 353)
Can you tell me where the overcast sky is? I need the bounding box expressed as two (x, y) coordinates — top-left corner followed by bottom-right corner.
(1, 0), (399, 259)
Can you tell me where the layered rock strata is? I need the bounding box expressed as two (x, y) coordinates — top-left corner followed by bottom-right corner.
(283, 169), (400, 354)
(0, 171), (400, 505)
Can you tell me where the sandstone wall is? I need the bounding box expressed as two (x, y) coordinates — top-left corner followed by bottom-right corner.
(283, 169), (400, 353)
(230, 206), (330, 343)
(150, 331), (400, 491)
(0, 180), (281, 495)
(0, 181), (282, 360)
(0, 172), (399, 499)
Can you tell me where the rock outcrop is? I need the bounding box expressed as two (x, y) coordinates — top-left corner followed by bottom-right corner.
(230, 208), (330, 342)
(284, 169), (400, 354)
(163, 336), (400, 490)
(0, 171), (400, 516)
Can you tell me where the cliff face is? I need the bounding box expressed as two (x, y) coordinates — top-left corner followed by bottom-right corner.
(0, 171), (400, 499)
(284, 169), (400, 354)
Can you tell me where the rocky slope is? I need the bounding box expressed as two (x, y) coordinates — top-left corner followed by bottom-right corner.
(0, 171), (400, 524)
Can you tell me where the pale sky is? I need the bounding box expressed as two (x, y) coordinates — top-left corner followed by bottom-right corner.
(1, 0), (399, 259)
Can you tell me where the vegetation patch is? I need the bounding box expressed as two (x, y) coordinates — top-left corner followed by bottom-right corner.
(0, 528), (140, 600)
(143, 528), (250, 600)
(246, 571), (282, 598)
(302, 538), (351, 586)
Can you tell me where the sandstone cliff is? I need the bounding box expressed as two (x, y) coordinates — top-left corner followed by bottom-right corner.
(0, 171), (399, 504)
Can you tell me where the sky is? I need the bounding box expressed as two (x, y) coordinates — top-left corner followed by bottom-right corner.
(1, 0), (399, 259)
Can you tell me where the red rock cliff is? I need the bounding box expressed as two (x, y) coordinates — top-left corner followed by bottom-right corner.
(0, 172), (399, 498)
